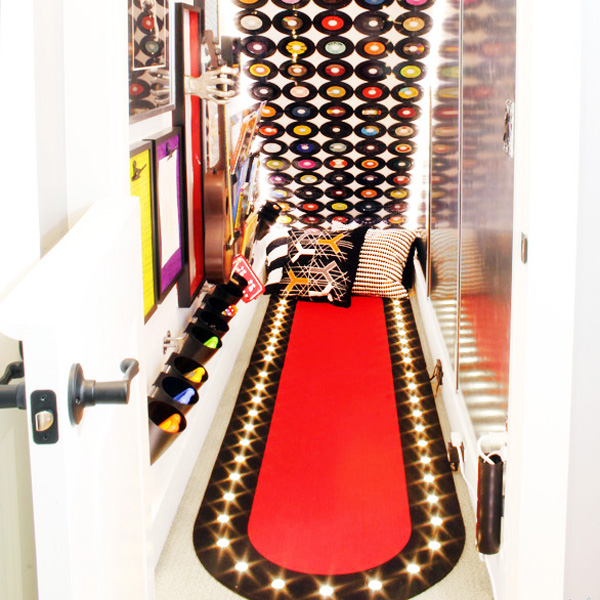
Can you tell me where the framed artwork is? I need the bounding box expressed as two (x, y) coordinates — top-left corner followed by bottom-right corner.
(146, 128), (184, 301)
(173, 3), (206, 307)
(128, 0), (175, 123)
(130, 141), (158, 322)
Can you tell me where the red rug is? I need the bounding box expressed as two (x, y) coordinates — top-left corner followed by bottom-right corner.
(248, 297), (412, 574)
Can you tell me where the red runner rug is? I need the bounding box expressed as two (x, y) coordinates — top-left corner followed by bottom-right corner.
(248, 297), (411, 574)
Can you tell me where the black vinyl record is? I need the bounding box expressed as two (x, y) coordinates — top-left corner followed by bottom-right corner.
(395, 38), (430, 60)
(355, 189), (383, 201)
(356, 37), (393, 59)
(355, 139), (387, 156)
(393, 62), (427, 82)
(241, 36), (276, 59)
(356, 0), (394, 8)
(384, 215), (407, 227)
(293, 157), (324, 171)
(272, 0), (310, 7)
(384, 199), (409, 213)
(355, 198), (383, 212)
(271, 187), (294, 201)
(285, 102), (319, 120)
(299, 214), (326, 226)
(296, 188), (325, 202)
(295, 172), (324, 185)
(260, 103), (284, 120)
(316, 36), (355, 59)
(250, 82), (281, 101)
(322, 139), (354, 154)
(353, 12), (393, 35)
(387, 156), (414, 171)
(277, 36), (316, 59)
(320, 102), (354, 120)
(397, 0), (436, 8)
(390, 104), (422, 121)
(387, 172), (411, 186)
(319, 82), (354, 101)
(354, 122), (387, 138)
(273, 10), (312, 35)
(130, 78), (150, 99)
(282, 82), (318, 101)
(356, 156), (386, 170)
(286, 122), (319, 139)
(245, 60), (278, 80)
(389, 123), (419, 139)
(258, 122), (285, 139)
(314, 10), (353, 35)
(314, 0), (352, 7)
(384, 188), (410, 201)
(325, 171), (355, 186)
(265, 157), (291, 171)
(317, 60), (354, 81)
(388, 140), (417, 155)
(395, 12), (433, 35)
(261, 140), (288, 155)
(355, 60), (390, 81)
(391, 83), (424, 102)
(276, 213), (297, 225)
(280, 60), (317, 81)
(290, 139), (322, 155)
(354, 103), (389, 121)
(325, 186), (354, 200)
(356, 83), (390, 102)
(327, 213), (354, 225)
(268, 172), (293, 186)
(233, 0), (268, 8)
(320, 121), (353, 138)
(235, 10), (271, 34)
(355, 214), (382, 226)
(326, 199), (352, 212)
(356, 171), (385, 186)
(324, 156), (354, 170)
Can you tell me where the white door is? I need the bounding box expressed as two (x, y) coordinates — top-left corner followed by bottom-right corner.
(0, 198), (153, 600)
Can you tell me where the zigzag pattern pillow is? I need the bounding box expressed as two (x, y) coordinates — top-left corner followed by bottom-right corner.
(280, 228), (366, 308)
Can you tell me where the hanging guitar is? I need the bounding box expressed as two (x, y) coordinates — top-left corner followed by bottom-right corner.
(198, 31), (239, 283)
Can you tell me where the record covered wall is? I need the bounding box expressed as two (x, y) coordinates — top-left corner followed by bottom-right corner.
(233, 0), (435, 229)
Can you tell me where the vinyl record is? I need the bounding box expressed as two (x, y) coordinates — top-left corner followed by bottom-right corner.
(395, 38), (430, 60)
(129, 78), (151, 99)
(355, 198), (383, 212)
(272, 0), (310, 8)
(327, 213), (354, 225)
(393, 62), (427, 82)
(391, 83), (424, 102)
(295, 172), (324, 185)
(317, 60), (354, 81)
(355, 214), (382, 226)
(354, 122), (387, 138)
(356, 0), (394, 8)
(398, 0), (435, 7)
(395, 12), (433, 35)
(318, 82), (354, 101)
(434, 104), (459, 120)
(258, 122), (285, 139)
(325, 186), (353, 200)
(319, 102), (354, 120)
(283, 82), (318, 101)
(384, 199), (409, 213)
(356, 156), (386, 170)
(137, 11), (160, 34)
(261, 140), (288, 155)
(290, 140), (322, 155)
(316, 36), (355, 59)
(356, 172), (385, 186)
(287, 122), (319, 139)
(356, 83), (390, 102)
(320, 121), (353, 138)
(353, 12), (393, 35)
(285, 102), (319, 120)
(296, 191), (325, 205)
(293, 157), (324, 171)
(355, 60), (390, 82)
(250, 82), (281, 101)
(433, 125), (459, 138)
(325, 171), (355, 185)
(387, 173), (411, 186)
(388, 140), (417, 155)
(384, 188), (410, 201)
(324, 156), (354, 170)
(387, 156), (414, 171)
(273, 10), (312, 35)
(384, 214), (407, 226)
(354, 103), (389, 121)
(299, 214), (326, 226)
(268, 172), (293, 186)
(235, 10), (271, 34)
(356, 37), (393, 59)
(390, 104), (422, 121)
(233, 0), (268, 8)
(322, 139), (354, 154)
(355, 140), (387, 156)
(432, 142), (457, 154)
(260, 103), (284, 120)
(245, 60), (278, 80)
(389, 123), (419, 139)
(355, 189), (383, 201)
(326, 199), (352, 212)
(440, 40), (459, 59)
(280, 60), (317, 81)
(241, 36), (276, 59)
(129, 99), (155, 111)
(271, 187), (294, 201)
(265, 157), (291, 171)
(276, 201), (292, 213)
(432, 157), (450, 170)
(314, 0), (352, 7)
(314, 10), (353, 35)
(276, 213), (297, 225)
(136, 36), (165, 61)
(277, 36), (316, 59)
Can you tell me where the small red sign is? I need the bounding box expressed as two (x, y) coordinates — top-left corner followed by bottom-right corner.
(232, 255), (265, 303)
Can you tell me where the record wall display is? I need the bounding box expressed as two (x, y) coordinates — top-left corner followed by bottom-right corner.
(236, 0), (436, 226)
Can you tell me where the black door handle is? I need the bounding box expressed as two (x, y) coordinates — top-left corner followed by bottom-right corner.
(69, 359), (140, 425)
(0, 361), (26, 410)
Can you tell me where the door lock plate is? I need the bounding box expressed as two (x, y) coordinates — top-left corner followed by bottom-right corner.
(31, 390), (59, 444)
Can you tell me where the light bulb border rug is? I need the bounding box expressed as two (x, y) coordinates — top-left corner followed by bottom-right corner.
(194, 296), (465, 600)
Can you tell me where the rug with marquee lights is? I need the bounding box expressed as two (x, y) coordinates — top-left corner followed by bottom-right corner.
(194, 296), (465, 600)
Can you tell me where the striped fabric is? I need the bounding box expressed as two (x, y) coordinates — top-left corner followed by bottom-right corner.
(264, 228), (290, 294)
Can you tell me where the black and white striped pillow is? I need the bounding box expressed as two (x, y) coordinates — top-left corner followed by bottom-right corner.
(264, 233), (289, 294)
